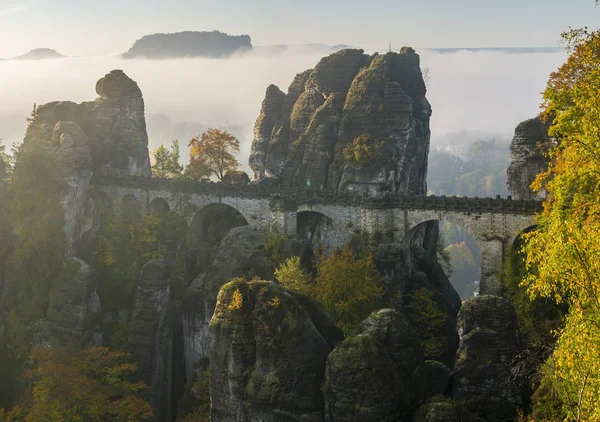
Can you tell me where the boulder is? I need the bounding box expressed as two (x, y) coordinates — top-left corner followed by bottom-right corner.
(506, 117), (553, 200)
(127, 259), (177, 422)
(250, 48), (431, 195)
(324, 309), (423, 421)
(209, 279), (342, 421)
(181, 226), (312, 383)
(414, 397), (484, 422)
(453, 296), (525, 421)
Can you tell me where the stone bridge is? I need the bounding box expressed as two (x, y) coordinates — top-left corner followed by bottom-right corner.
(90, 175), (541, 296)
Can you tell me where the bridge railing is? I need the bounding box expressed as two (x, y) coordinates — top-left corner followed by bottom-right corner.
(90, 175), (543, 215)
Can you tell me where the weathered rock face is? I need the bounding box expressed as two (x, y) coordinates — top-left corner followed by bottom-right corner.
(181, 226), (312, 383)
(506, 117), (552, 200)
(210, 279), (342, 422)
(375, 242), (461, 368)
(453, 296), (525, 421)
(52, 122), (93, 253)
(250, 48), (431, 194)
(40, 258), (101, 347)
(324, 309), (423, 422)
(28, 70), (151, 254)
(127, 259), (177, 422)
(35, 70), (151, 178)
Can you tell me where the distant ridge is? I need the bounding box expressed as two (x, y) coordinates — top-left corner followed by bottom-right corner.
(4, 48), (67, 61)
(424, 47), (563, 54)
(122, 30), (252, 59)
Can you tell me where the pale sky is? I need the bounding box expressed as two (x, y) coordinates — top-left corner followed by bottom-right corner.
(0, 0), (597, 57)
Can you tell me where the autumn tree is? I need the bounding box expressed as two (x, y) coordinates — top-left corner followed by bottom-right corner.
(0, 346), (153, 421)
(521, 28), (600, 420)
(151, 140), (183, 178)
(276, 247), (385, 335)
(187, 129), (240, 181)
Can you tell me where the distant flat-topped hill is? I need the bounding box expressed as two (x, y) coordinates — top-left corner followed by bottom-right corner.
(122, 30), (252, 59)
(4, 48), (67, 61)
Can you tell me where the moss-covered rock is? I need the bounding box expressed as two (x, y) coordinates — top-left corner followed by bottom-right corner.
(414, 396), (483, 422)
(209, 279), (341, 421)
(453, 296), (525, 421)
(181, 226), (313, 383)
(324, 309), (425, 421)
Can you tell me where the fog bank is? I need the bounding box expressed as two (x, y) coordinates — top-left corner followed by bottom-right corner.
(0, 48), (566, 168)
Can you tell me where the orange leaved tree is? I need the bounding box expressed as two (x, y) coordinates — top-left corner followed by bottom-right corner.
(187, 129), (240, 181)
(0, 346), (153, 422)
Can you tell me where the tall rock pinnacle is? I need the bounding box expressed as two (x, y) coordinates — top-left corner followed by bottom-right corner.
(249, 47), (432, 195)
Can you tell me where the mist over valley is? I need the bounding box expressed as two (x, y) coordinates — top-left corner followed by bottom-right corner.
(0, 46), (565, 176)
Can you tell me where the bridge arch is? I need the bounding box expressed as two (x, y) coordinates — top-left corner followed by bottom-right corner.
(120, 194), (142, 224)
(507, 217), (537, 248)
(402, 219), (483, 299)
(149, 197), (171, 217)
(405, 211), (484, 246)
(297, 211), (335, 248)
(189, 203), (249, 242)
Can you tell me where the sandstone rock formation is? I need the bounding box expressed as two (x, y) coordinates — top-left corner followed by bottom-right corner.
(127, 259), (178, 422)
(453, 296), (525, 421)
(35, 70), (151, 178)
(122, 30), (252, 59)
(324, 309), (423, 421)
(209, 279), (342, 421)
(506, 116), (553, 200)
(41, 257), (101, 347)
(250, 48), (431, 194)
(375, 242), (461, 368)
(181, 226), (312, 382)
(29, 70), (151, 253)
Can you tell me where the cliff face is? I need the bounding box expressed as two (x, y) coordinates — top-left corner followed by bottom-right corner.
(30, 70), (151, 252)
(35, 70), (151, 179)
(122, 30), (252, 59)
(249, 47), (431, 194)
(506, 117), (552, 200)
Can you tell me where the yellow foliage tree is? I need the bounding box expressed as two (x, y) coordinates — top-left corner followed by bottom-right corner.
(187, 129), (240, 181)
(312, 247), (385, 334)
(523, 28), (600, 421)
(274, 256), (311, 295)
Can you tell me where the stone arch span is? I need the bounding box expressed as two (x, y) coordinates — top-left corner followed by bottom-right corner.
(120, 194), (142, 224)
(507, 217), (537, 248)
(297, 211), (335, 248)
(186, 203), (250, 279)
(189, 203), (249, 243)
(149, 197), (171, 217)
(405, 211), (484, 247)
(402, 218), (483, 300)
(402, 212), (504, 296)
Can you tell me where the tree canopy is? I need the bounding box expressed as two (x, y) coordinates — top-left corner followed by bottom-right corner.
(151, 140), (183, 178)
(522, 28), (600, 421)
(0, 346), (153, 422)
(186, 129), (240, 181)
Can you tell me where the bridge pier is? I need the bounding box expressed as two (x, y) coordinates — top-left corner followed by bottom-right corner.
(479, 239), (504, 295)
(269, 198), (297, 237)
